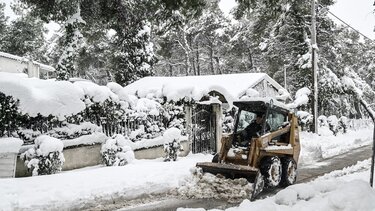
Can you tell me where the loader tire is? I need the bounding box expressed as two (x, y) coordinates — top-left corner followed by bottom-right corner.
(260, 156), (282, 188)
(212, 154), (219, 163)
(280, 157), (297, 187)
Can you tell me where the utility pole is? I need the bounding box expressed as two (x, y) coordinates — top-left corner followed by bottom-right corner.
(311, 0), (318, 134)
(284, 65), (287, 89)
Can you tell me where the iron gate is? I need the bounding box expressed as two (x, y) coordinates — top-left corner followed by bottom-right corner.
(191, 104), (216, 154)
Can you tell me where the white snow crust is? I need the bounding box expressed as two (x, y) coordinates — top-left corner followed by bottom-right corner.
(0, 138), (23, 153)
(0, 73), (85, 120)
(123, 73), (286, 105)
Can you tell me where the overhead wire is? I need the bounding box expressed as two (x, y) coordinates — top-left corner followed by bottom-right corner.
(325, 9), (372, 41)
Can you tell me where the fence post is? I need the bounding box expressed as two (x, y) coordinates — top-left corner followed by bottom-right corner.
(359, 100), (375, 187)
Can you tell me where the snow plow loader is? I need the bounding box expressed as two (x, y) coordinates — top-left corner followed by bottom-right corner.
(196, 99), (300, 200)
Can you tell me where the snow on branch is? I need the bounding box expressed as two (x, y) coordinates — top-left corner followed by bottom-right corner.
(341, 75), (375, 121)
(287, 87), (311, 109)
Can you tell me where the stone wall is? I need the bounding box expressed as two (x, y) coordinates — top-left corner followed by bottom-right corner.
(15, 140), (191, 177)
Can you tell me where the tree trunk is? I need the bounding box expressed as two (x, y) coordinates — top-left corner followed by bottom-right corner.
(209, 42), (214, 74)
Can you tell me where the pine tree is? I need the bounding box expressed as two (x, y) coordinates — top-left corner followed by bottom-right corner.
(1, 14), (45, 59)
(0, 3), (8, 49)
(56, 3), (85, 80)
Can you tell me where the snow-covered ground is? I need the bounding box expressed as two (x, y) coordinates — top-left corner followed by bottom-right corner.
(179, 159), (375, 211)
(0, 127), (373, 210)
(299, 127), (373, 166)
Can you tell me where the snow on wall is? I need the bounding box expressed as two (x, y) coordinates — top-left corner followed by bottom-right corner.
(0, 138), (23, 153)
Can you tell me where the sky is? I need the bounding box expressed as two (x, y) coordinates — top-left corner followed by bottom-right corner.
(218, 0), (375, 40)
(2, 0), (375, 40)
(330, 0), (375, 40)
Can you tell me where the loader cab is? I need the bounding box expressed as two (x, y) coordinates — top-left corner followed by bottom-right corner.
(233, 100), (290, 145)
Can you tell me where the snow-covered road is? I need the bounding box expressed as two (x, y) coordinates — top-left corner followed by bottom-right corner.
(0, 127), (373, 211)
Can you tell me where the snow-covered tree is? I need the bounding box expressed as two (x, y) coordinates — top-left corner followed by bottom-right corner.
(0, 3), (8, 49)
(1, 14), (46, 60)
(56, 3), (85, 80)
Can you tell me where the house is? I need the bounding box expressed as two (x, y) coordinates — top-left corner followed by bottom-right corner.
(124, 73), (289, 154)
(0, 52), (55, 79)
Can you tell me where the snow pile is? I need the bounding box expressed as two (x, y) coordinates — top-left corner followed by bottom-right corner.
(101, 134), (135, 166)
(220, 180), (375, 211)
(180, 159), (375, 211)
(0, 138), (23, 153)
(21, 135), (65, 176)
(178, 167), (252, 202)
(0, 154), (212, 210)
(299, 128), (373, 165)
(0, 73), (85, 120)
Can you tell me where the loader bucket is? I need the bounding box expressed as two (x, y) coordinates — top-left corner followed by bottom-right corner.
(196, 162), (264, 200)
(196, 162), (259, 181)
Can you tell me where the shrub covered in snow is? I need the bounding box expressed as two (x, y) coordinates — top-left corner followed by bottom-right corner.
(296, 111), (313, 131)
(338, 116), (348, 133)
(161, 101), (186, 134)
(46, 122), (102, 139)
(101, 134), (135, 166)
(317, 115), (350, 136)
(222, 107), (237, 133)
(21, 135), (65, 176)
(327, 115), (339, 135)
(163, 127), (183, 162)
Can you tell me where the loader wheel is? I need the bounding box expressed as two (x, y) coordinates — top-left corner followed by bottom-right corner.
(212, 154), (219, 163)
(260, 156), (282, 188)
(280, 157), (297, 187)
(250, 171), (264, 201)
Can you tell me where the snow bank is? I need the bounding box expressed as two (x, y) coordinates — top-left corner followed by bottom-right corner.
(0, 138), (23, 153)
(180, 157), (375, 211)
(0, 154), (212, 210)
(220, 180), (375, 211)
(299, 128), (373, 165)
(0, 73), (85, 120)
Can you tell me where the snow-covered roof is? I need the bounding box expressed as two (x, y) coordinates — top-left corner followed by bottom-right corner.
(0, 51), (55, 72)
(124, 73), (286, 105)
(0, 52), (28, 62)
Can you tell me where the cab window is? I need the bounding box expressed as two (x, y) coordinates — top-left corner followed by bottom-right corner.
(266, 110), (287, 132)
